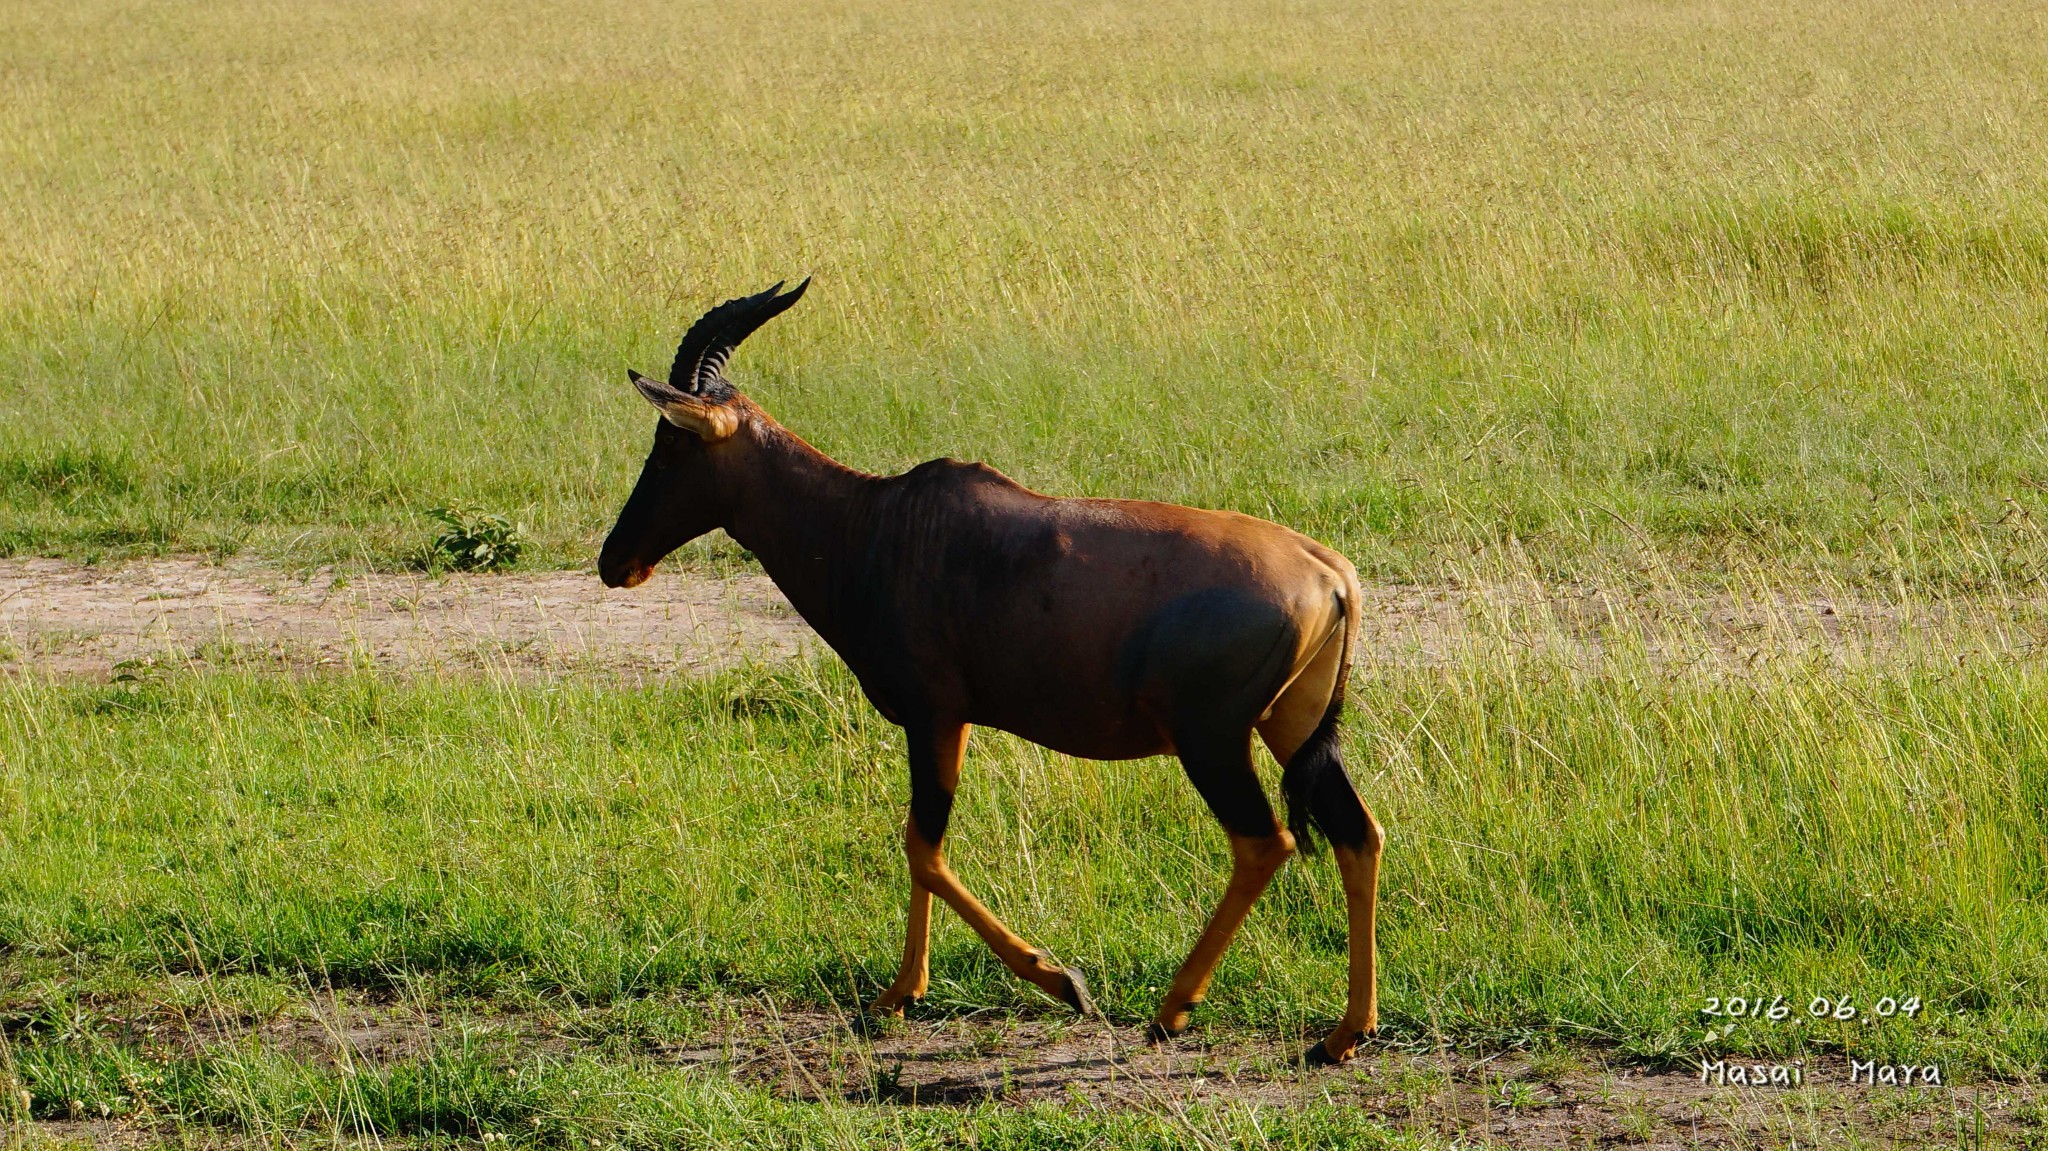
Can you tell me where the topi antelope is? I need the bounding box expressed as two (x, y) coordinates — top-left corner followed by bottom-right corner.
(598, 280), (1385, 1064)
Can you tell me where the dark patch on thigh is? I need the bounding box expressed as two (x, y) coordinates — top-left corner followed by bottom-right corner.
(1117, 587), (1300, 730)
(1175, 732), (1282, 839)
(1120, 589), (1300, 839)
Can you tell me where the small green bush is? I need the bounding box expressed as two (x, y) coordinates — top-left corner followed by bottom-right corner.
(421, 506), (525, 572)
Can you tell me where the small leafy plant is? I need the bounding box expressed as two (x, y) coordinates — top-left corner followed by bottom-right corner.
(422, 505), (525, 572)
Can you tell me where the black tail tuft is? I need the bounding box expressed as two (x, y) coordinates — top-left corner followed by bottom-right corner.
(1280, 692), (1348, 856)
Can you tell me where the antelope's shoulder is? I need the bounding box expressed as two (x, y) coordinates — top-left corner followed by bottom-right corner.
(886, 456), (1048, 510)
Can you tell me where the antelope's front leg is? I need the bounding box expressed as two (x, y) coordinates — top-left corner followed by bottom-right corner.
(869, 878), (932, 1016)
(891, 720), (1094, 1015)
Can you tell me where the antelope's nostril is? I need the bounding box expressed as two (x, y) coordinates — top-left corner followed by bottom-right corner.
(599, 558), (651, 589)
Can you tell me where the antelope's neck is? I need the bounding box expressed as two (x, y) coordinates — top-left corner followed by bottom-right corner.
(721, 418), (875, 647)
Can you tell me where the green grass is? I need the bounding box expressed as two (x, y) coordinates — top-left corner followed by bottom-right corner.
(7, 0), (2048, 584)
(5, 1042), (1438, 1150)
(8, 0), (2048, 1144)
(3, 651), (2043, 1142)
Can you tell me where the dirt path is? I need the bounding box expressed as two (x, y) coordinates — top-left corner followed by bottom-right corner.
(729, 1009), (2029, 1149)
(0, 557), (814, 679)
(25, 994), (2039, 1149)
(4, 557), (2044, 680)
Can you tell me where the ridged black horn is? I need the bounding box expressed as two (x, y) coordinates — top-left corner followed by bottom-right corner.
(667, 277), (811, 394)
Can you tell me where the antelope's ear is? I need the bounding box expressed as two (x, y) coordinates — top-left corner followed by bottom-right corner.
(629, 370), (740, 442)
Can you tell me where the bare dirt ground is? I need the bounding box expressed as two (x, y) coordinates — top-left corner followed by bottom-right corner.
(8, 558), (2046, 1147)
(697, 1007), (2036, 1148)
(0, 557), (814, 680)
(6, 556), (2045, 681)
(14, 994), (2041, 1149)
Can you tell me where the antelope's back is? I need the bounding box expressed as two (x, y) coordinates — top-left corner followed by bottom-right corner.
(865, 459), (1349, 757)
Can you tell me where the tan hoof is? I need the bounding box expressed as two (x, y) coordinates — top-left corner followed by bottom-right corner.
(1143, 1020), (1186, 1045)
(868, 986), (921, 1015)
(1145, 1002), (1195, 1043)
(859, 988), (921, 1031)
(1057, 966), (1096, 1016)
(853, 997), (916, 1039)
(1303, 1028), (1370, 1066)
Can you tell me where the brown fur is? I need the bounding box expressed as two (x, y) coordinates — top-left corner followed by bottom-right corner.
(599, 285), (1383, 1062)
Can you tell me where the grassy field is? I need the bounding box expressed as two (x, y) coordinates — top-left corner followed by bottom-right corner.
(3, 649), (2046, 1143)
(8, 0), (2048, 1144)
(7, 0), (2048, 585)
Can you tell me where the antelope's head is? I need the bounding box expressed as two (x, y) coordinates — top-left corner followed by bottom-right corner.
(597, 278), (809, 589)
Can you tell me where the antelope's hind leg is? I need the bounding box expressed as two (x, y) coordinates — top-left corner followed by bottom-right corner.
(1257, 638), (1384, 1066)
(1148, 725), (1296, 1042)
(871, 720), (1093, 1020)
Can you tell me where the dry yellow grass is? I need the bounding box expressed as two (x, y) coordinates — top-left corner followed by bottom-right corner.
(4, 0), (2048, 579)
(7, 12), (2048, 1142)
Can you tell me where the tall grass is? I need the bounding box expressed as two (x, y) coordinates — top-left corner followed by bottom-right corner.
(5, 1041), (1435, 1150)
(4, 652), (2042, 1079)
(6, 0), (2048, 582)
